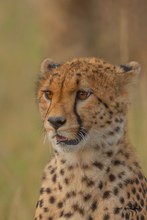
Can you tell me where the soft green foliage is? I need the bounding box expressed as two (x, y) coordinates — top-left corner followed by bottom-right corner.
(0, 1), (146, 219)
(0, 1), (50, 219)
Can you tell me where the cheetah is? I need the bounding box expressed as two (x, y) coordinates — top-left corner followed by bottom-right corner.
(35, 57), (147, 220)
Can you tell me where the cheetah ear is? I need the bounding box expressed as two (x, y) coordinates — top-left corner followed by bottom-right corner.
(119, 61), (141, 85)
(120, 61), (141, 75)
(40, 58), (60, 73)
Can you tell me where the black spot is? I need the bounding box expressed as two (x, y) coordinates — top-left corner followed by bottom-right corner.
(92, 161), (104, 170)
(58, 183), (62, 191)
(64, 178), (69, 185)
(114, 126), (120, 132)
(64, 212), (73, 218)
(106, 167), (110, 173)
(141, 199), (144, 207)
(124, 152), (130, 159)
(114, 207), (121, 214)
(82, 164), (89, 169)
(82, 176), (95, 187)
(141, 215), (145, 220)
(109, 96), (113, 101)
(138, 172), (143, 180)
(119, 197), (125, 204)
(76, 72), (81, 76)
(39, 199), (43, 207)
(132, 187), (136, 194)
(108, 131), (114, 136)
(83, 194), (91, 201)
(118, 171), (125, 179)
(118, 182), (123, 188)
(106, 120), (112, 124)
(72, 203), (78, 211)
(124, 178), (134, 186)
(72, 204), (84, 216)
(103, 213), (110, 220)
(136, 193), (140, 201)
(46, 187), (51, 194)
(60, 169), (65, 175)
(98, 181), (103, 190)
(139, 187), (142, 193)
(113, 187), (119, 196)
(78, 208), (84, 215)
(52, 174), (57, 182)
(106, 151), (113, 157)
(57, 202), (63, 208)
(125, 212), (130, 219)
(133, 161), (140, 168)
(121, 213), (124, 218)
(103, 191), (111, 199)
(109, 174), (116, 182)
(61, 159), (66, 164)
(135, 178), (139, 185)
(66, 191), (76, 199)
(127, 192), (130, 199)
(44, 207), (49, 212)
(113, 160), (125, 166)
(68, 165), (74, 170)
(40, 187), (44, 194)
(88, 216), (93, 220)
(60, 211), (64, 217)
(49, 196), (55, 204)
(109, 110), (113, 115)
(91, 201), (97, 211)
(50, 168), (55, 174)
(39, 214), (42, 219)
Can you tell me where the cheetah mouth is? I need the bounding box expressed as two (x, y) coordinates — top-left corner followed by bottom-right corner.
(55, 128), (87, 145)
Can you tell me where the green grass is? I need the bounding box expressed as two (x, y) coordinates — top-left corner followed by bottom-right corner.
(0, 1), (48, 219)
(0, 1), (147, 219)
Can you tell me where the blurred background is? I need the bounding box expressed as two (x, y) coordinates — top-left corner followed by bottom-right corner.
(0, 0), (147, 219)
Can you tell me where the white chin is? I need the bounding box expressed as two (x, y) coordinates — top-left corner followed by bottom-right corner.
(47, 133), (88, 153)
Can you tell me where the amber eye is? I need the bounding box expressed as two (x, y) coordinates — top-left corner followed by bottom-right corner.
(77, 90), (92, 101)
(43, 90), (53, 100)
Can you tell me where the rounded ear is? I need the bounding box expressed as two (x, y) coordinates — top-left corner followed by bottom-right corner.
(40, 58), (60, 73)
(120, 61), (141, 75)
(118, 61), (141, 86)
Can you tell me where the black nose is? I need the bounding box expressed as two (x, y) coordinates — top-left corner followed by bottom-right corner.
(48, 116), (66, 129)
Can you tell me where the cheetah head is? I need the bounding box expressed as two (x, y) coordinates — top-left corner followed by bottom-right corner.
(36, 58), (140, 153)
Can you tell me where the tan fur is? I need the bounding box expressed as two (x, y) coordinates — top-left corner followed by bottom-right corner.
(35, 57), (146, 220)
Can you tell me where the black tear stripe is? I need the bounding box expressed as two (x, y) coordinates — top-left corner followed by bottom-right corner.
(74, 98), (82, 126)
(97, 97), (109, 109)
(43, 102), (52, 123)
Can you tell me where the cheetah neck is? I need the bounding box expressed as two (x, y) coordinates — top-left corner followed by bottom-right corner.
(54, 124), (129, 166)
(54, 133), (130, 170)
(51, 138), (134, 199)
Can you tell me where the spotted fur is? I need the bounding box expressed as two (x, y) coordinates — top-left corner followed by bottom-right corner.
(35, 57), (147, 220)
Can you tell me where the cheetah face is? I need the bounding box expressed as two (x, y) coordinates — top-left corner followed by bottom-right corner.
(37, 58), (140, 152)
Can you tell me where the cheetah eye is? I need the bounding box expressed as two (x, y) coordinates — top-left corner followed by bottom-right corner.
(43, 90), (53, 100)
(77, 90), (92, 101)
